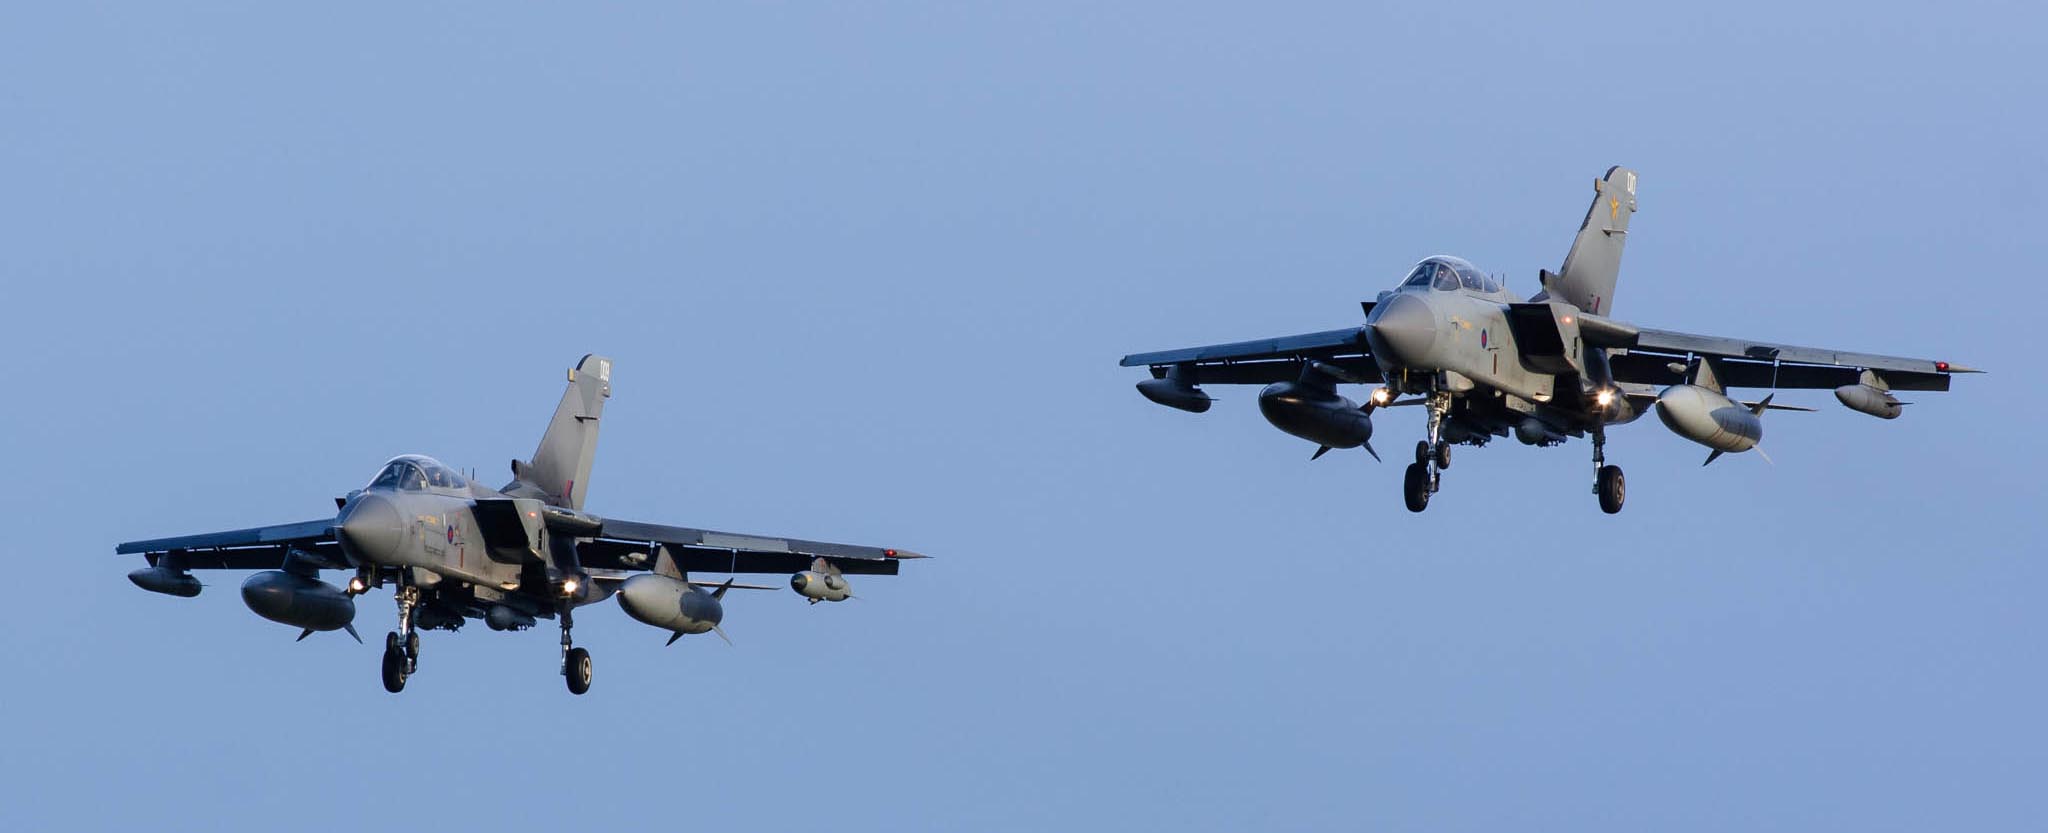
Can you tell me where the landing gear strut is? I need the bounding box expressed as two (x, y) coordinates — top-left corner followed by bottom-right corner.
(561, 607), (592, 695)
(1402, 391), (1453, 513)
(381, 584), (421, 693)
(1592, 429), (1625, 514)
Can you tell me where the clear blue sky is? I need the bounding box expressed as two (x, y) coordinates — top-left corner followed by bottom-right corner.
(2, 3), (2041, 831)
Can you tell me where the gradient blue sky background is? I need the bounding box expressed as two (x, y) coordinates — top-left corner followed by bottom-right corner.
(3, 3), (2042, 830)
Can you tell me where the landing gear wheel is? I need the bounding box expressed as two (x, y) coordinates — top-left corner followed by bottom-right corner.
(1597, 465), (1626, 514)
(405, 632), (419, 660)
(564, 647), (593, 695)
(1413, 440), (1430, 466)
(1433, 442), (1452, 470)
(384, 631), (400, 652)
(1402, 462), (1432, 513)
(380, 644), (408, 693)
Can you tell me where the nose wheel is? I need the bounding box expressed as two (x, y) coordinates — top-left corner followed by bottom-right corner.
(1402, 461), (1432, 512)
(380, 585), (422, 693)
(1401, 394), (1452, 512)
(381, 636), (409, 692)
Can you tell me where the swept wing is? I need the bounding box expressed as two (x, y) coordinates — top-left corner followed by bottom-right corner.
(116, 520), (342, 570)
(1119, 326), (1380, 385)
(580, 518), (927, 576)
(1608, 326), (1976, 391)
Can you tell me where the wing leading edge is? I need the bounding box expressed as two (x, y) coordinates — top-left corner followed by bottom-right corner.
(1119, 327), (1370, 368)
(115, 519), (342, 570)
(116, 519), (337, 554)
(1119, 327), (1380, 386)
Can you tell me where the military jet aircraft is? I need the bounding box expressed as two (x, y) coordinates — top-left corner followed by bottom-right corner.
(119, 355), (926, 694)
(1120, 167), (1976, 514)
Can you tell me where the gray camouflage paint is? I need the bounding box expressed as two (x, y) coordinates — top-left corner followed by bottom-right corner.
(1120, 166), (1976, 509)
(116, 355), (927, 691)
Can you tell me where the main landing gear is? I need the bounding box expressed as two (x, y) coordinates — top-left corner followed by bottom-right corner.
(372, 577), (594, 695)
(1402, 392), (1453, 513)
(381, 584), (421, 693)
(1592, 429), (1626, 514)
(1395, 389), (1627, 515)
(560, 607), (592, 695)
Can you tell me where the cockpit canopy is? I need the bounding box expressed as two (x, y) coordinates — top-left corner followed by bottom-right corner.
(366, 455), (468, 492)
(1398, 256), (1503, 295)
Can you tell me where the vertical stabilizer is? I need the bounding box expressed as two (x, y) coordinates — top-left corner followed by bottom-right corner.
(515, 355), (611, 510)
(1539, 166), (1637, 315)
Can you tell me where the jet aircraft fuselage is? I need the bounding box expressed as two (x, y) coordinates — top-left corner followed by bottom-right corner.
(1358, 256), (1644, 441)
(1122, 167), (1975, 514)
(120, 355), (925, 695)
(335, 455), (611, 616)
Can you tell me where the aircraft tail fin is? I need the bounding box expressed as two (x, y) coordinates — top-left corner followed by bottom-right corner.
(1537, 166), (1637, 316)
(515, 355), (612, 510)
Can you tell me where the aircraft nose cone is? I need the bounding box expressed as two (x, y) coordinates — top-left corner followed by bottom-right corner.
(338, 494), (403, 563)
(1366, 293), (1438, 366)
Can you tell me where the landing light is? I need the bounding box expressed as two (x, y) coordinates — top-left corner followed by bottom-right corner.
(1370, 387), (1392, 405)
(347, 577), (367, 594)
(1594, 389), (1615, 407)
(561, 578), (581, 596)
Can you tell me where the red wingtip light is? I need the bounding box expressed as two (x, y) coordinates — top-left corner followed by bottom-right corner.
(1936, 361), (1950, 372)
(883, 549), (898, 558)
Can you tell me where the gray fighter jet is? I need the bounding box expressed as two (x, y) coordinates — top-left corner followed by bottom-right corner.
(1120, 167), (1977, 514)
(119, 355), (927, 694)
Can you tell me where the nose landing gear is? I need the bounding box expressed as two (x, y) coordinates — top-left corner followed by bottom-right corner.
(380, 584), (422, 693)
(1402, 392), (1453, 513)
